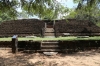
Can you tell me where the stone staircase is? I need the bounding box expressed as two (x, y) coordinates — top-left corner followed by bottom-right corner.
(45, 28), (54, 32)
(40, 22), (60, 52)
(43, 21), (55, 38)
(41, 41), (60, 52)
(44, 28), (55, 37)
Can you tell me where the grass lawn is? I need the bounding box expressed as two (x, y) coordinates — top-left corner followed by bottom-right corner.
(0, 37), (11, 41)
(1, 36), (100, 41)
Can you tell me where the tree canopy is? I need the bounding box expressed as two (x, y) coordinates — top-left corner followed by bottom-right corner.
(1, 0), (100, 22)
(0, 0), (69, 21)
(66, 0), (100, 23)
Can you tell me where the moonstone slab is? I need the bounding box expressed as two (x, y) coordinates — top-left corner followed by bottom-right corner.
(43, 52), (58, 56)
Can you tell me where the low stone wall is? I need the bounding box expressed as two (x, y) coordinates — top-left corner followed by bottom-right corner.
(18, 41), (41, 50)
(0, 19), (45, 37)
(59, 40), (100, 51)
(0, 40), (100, 52)
(55, 19), (100, 36)
(0, 41), (11, 48)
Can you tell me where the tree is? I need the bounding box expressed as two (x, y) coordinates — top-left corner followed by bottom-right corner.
(0, 0), (69, 20)
(66, 9), (77, 19)
(21, 0), (69, 19)
(0, 12), (17, 23)
(0, 0), (18, 18)
(67, 0), (100, 23)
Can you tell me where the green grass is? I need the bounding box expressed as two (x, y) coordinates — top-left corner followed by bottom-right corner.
(1, 36), (100, 41)
(0, 37), (11, 41)
(59, 36), (100, 41)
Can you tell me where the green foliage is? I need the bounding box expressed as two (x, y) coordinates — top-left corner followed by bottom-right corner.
(0, 0), (69, 20)
(1, 0), (100, 22)
(20, 0), (56, 19)
(0, 0), (18, 17)
(21, 0), (69, 19)
(73, 0), (80, 3)
(68, 0), (100, 23)
(0, 13), (17, 23)
(0, 0), (18, 22)
(66, 9), (77, 19)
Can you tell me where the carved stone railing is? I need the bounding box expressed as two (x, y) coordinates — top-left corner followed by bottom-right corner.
(41, 28), (45, 37)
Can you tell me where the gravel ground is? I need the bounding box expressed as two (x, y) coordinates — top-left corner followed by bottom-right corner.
(0, 49), (100, 66)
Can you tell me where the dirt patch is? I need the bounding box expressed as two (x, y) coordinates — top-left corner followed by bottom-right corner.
(0, 49), (100, 66)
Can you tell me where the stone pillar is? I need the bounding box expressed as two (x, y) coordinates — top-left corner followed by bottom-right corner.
(45, 23), (47, 28)
(12, 35), (18, 53)
(53, 20), (55, 28)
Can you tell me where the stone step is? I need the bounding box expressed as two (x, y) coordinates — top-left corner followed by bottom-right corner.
(44, 36), (55, 38)
(41, 40), (60, 52)
(45, 28), (54, 32)
(41, 41), (58, 44)
(42, 47), (59, 49)
(42, 40), (58, 42)
(44, 33), (54, 36)
(42, 44), (59, 47)
(42, 43), (58, 45)
(39, 49), (61, 52)
(41, 45), (59, 49)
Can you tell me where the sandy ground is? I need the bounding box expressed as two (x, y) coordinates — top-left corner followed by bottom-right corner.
(0, 49), (100, 66)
